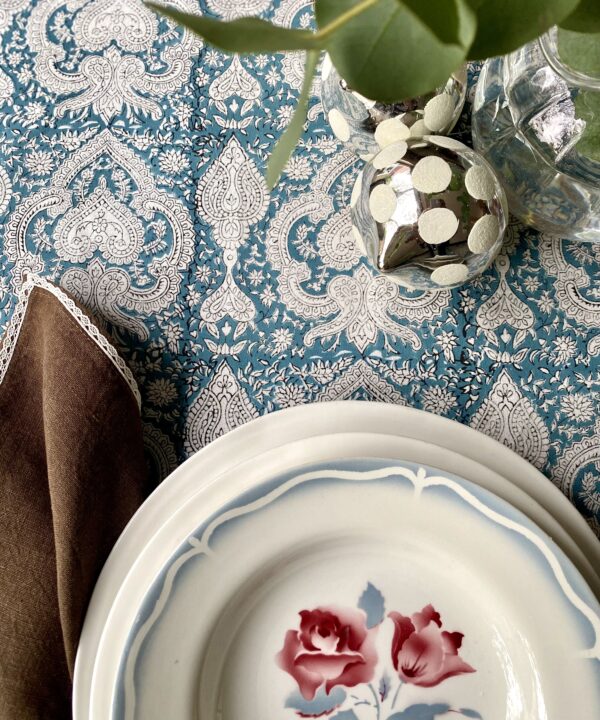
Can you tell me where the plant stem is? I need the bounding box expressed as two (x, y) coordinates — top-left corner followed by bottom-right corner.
(265, 49), (320, 188)
(367, 683), (381, 720)
(315, 0), (381, 41)
(391, 681), (403, 709)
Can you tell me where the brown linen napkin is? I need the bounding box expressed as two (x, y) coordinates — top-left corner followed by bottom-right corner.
(0, 278), (148, 719)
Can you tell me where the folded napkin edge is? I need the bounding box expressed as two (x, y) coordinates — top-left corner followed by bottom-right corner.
(0, 275), (141, 408)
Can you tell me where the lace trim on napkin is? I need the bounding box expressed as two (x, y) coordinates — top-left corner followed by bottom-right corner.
(0, 275), (141, 408)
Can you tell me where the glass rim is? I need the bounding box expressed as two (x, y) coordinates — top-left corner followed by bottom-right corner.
(539, 27), (600, 91)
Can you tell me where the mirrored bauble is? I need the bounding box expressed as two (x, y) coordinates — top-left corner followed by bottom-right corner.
(351, 136), (507, 290)
(321, 55), (467, 159)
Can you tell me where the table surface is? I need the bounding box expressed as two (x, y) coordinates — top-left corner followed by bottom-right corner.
(0, 0), (598, 533)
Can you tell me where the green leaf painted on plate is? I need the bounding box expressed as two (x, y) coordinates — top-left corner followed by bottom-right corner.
(145, 3), (322, 52)
(467, 0), (581, 59)
(315, 0), (474, 103)
(560, 0), (600, 34)
(266, 50), (320, 189)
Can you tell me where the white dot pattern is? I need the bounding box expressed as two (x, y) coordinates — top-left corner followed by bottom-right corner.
(418, 207), (459, 245)
(375, 117), (411, 149)
(424, 135), (467, 152)
(322, 53), (332, 82)
(372, 141), (408, 169)
(468, 214), (500, 254)
(411, 156), (452, 194)
(423, 94), (455, 133)
(465, 165), (496, 202)
(431, 263), (469, 286)
(410, 119), (428, 137)
(369, 184), (397, 223)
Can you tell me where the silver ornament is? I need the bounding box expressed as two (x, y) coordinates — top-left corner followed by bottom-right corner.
(351, 136), (507, 289)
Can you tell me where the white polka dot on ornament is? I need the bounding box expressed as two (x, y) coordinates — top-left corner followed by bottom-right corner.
(369, 184), (397, 223)
(411, 156), (453, 194)
(372, 141), (408, 169)
(374, 117), (411, 149)
(418, 207), (459, 245)
(431, 263), (469, 286)
(423, 94), (455, 132)
(468, 214), (500, 254)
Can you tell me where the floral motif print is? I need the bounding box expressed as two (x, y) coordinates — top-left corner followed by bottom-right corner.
(277, 606), (378, 701)
(277, 585), (479, 719)
(389, 605), (475, 687)
(0, 1), (597, 537)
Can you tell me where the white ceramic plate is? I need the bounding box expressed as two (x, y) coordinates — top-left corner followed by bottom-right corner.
(74, 403), (600, 719)
(106, 459), (600, 720)
(84, 434), (600, 720)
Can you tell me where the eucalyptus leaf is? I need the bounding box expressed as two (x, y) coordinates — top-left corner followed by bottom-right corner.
(393, 0), (471, 47)
(266, 50), (319, 188)
(560, 0), (600, 33)
(316, 0), (474, 103)
(145, 3), (322, 52)
(467, 0), (581, 59)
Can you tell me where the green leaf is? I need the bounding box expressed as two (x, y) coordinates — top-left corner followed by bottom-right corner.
(467, 0), (581, 59)
(316, 0), (474, 103)
(266, 50), (319, 189)
(145, 3), (322, 52)
(560, 0), (600, 33)
(399, 0), (473, 48)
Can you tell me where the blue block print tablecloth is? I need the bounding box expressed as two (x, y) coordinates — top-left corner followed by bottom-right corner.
(0, 0), (598, 532)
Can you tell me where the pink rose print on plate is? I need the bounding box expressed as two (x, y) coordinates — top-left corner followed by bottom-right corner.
(276, 587), (480, 719)
(277, 605), (378, 701)
(389, 604), (475, 687)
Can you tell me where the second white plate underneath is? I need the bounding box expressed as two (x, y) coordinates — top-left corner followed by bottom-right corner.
(75, 404), (600, 720)
(108, 459), (600, 720)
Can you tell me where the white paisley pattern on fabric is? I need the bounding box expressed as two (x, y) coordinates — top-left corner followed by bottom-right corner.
(27, 0), (201, 121)
(0, 0), (598, 533)
(5, 129), (195, 338)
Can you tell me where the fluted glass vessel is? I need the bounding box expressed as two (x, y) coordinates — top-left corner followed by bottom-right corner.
(472, 28), (600, 242)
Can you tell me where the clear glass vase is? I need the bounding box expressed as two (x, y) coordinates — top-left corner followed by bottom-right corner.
(472, 28), (600, 242)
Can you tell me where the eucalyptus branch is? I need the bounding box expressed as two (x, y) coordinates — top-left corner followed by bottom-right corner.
(266, 50), (320, 189)
(147, 0), (600, 188)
